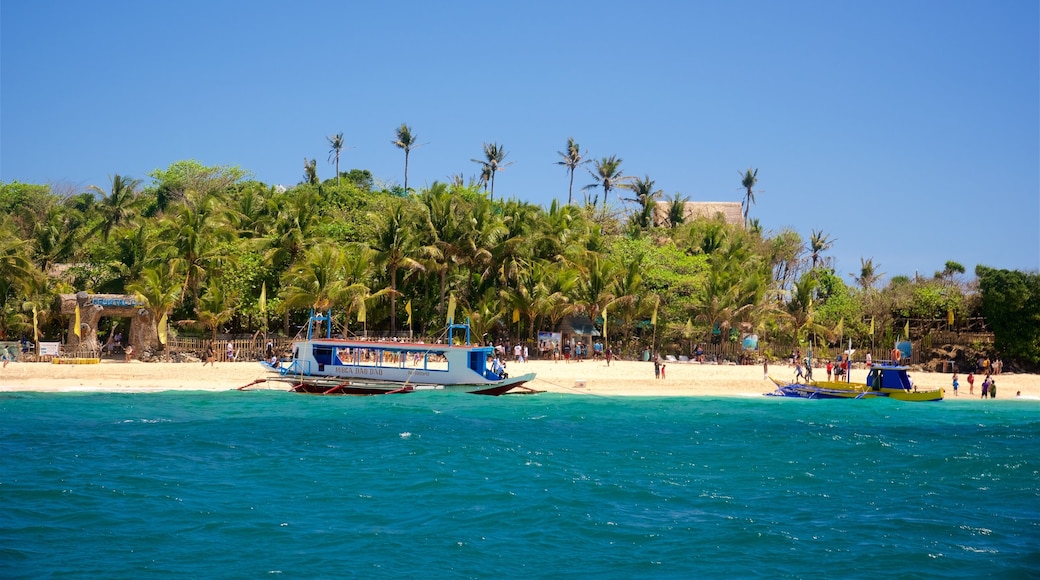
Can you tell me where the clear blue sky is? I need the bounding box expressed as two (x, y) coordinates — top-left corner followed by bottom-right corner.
(3, 0), (1038, 281)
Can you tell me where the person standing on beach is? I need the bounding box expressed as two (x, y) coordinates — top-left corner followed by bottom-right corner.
(763, 358), (768, 380)
(226, 341), (235, 362)
(605, 346), (613, 366)
(952, 373), (959, 397)
(826, 360), (833, 381)
(981, 376), (990, 398)
(124, 344), (134, 362)
(967, 372), (974, 395)
(865, 352), (872, 368)
(653, 355), (661, 379)
(1, 345), (10, 368)
(203, 343), (216, 366)
(990, 379), (996, 398)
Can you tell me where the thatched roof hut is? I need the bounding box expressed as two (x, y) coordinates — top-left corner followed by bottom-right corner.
(653, 201), (743, 227)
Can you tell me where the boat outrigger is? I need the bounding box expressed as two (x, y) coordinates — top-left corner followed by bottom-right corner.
(767, 362), (944, 402)
(242, 312), (538, 396)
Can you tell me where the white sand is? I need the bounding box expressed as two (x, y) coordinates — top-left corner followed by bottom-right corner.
(1, 357), (1036, 399)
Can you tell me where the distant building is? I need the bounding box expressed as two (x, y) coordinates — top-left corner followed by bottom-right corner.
(653, 201), (743, 228)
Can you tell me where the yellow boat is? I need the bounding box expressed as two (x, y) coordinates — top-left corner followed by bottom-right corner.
(767, 363), (944, 401)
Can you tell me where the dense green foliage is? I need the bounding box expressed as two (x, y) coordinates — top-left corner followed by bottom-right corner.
(0, 159), (1029, 363)
(975, 266), (1040, 365)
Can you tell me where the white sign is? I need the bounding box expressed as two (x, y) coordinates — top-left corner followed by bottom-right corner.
(38, 342), (60, 356)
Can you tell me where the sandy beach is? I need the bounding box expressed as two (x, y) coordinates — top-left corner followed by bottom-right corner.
(1, 357), (1037, 399)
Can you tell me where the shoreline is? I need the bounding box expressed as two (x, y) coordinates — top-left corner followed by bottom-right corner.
(1, 358), (1037, 399)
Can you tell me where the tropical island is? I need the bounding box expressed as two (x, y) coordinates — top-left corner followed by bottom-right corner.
(1, 133), (1038, 386)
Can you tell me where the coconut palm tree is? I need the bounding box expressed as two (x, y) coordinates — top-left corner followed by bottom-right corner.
(327, 132), (344, 187)
(666, 192), (689, 228)
(370, 199), (425, 335)
(303, 158), (318, 185)
(852, 257), (884, 292)
(809, 229), (835, 269)
(471, 142), (512, 201)
(195, 284), (237, 344)
(392, 123), (422, 192)
(160, 192), (233, 308)
(739, 167), (759, 227)
(280, 244), (354, 313)
(583, 155), (628, 209)
(128, 262), (183, 355)
(555, 137), (588, 205)
(89, 174), (142, 242)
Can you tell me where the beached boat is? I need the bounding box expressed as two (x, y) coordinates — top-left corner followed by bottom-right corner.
(244, 314), (537, 396)
(766, 363), (944, 401)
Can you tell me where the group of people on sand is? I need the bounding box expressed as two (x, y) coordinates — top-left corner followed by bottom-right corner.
(653, 353), (667, 379)
(951, 371), (1001, 398)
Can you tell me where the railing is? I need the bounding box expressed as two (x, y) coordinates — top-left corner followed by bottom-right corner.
(167, 337), (295, 362)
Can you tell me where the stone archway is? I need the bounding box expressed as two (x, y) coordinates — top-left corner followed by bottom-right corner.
(60, 292), (158, 355)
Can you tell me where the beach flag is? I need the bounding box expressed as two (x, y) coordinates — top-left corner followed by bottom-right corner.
(446, 294), (456, 324)
(512, 307), (520, 324)
(651, 302), (658, 327)
(835, 317), (844, 338)
(904, 320), (910, 339)
(357, 299), (366, 323)
(947, 308), (954, 327)
(158, 313), (168, 345)
(869, 316), (874, 336)
(406, 300), (412, 326)
(259, 282), (267, 314)
(33, 305), (39, 342)
(602, 304), (608, 339)
(74, 305), (81, 338)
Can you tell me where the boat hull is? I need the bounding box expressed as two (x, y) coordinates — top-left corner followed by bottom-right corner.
(249, 372), (539, 396)
(768, 379), (944, 402)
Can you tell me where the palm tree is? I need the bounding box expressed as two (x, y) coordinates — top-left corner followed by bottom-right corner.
(327, 132), (344, 187)
(303, 158), (318, 185)
(555, 137), (588, 205)
(392, 124), (421, 192)
(809, 229), (835, 269)
(666, 192), (689, 228)
(471, 142), (512, 201)
(89, 174), (142, 242)
(128, 263), (183, 356)
(280, 244), (354, 313)
(370, 199), (425, 335)
(583, 155), (628, 209)
(195, 284), (237, 344)
(739, 167), (759, 227)
(160, 193), (233, 308)
(852, 257), (884, 292)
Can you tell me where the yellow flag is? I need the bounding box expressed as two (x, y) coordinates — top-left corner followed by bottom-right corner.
(446, 294), (456, 324)
(869, 316), (874, 336)
(602, 304), (608, 340)
(512, 307), (520, 323)
(835, 317), (844, 338)
(651, 302), (658, 327)
(904, 320), (910, 339)
(74, 305), (81, 338)
(947, 308), (954, 327)
(33, 305), (39, 342)
(158, 313), (168, 345)
(406, 300), (412, 326)
(259, 282), (267, 314)
(357, 299), (366, 323)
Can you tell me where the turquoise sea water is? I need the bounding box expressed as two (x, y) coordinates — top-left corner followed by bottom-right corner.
(2, 391), (1038, 578)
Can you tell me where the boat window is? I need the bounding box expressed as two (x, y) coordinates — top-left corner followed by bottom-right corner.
(313, 347), (334, 366)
